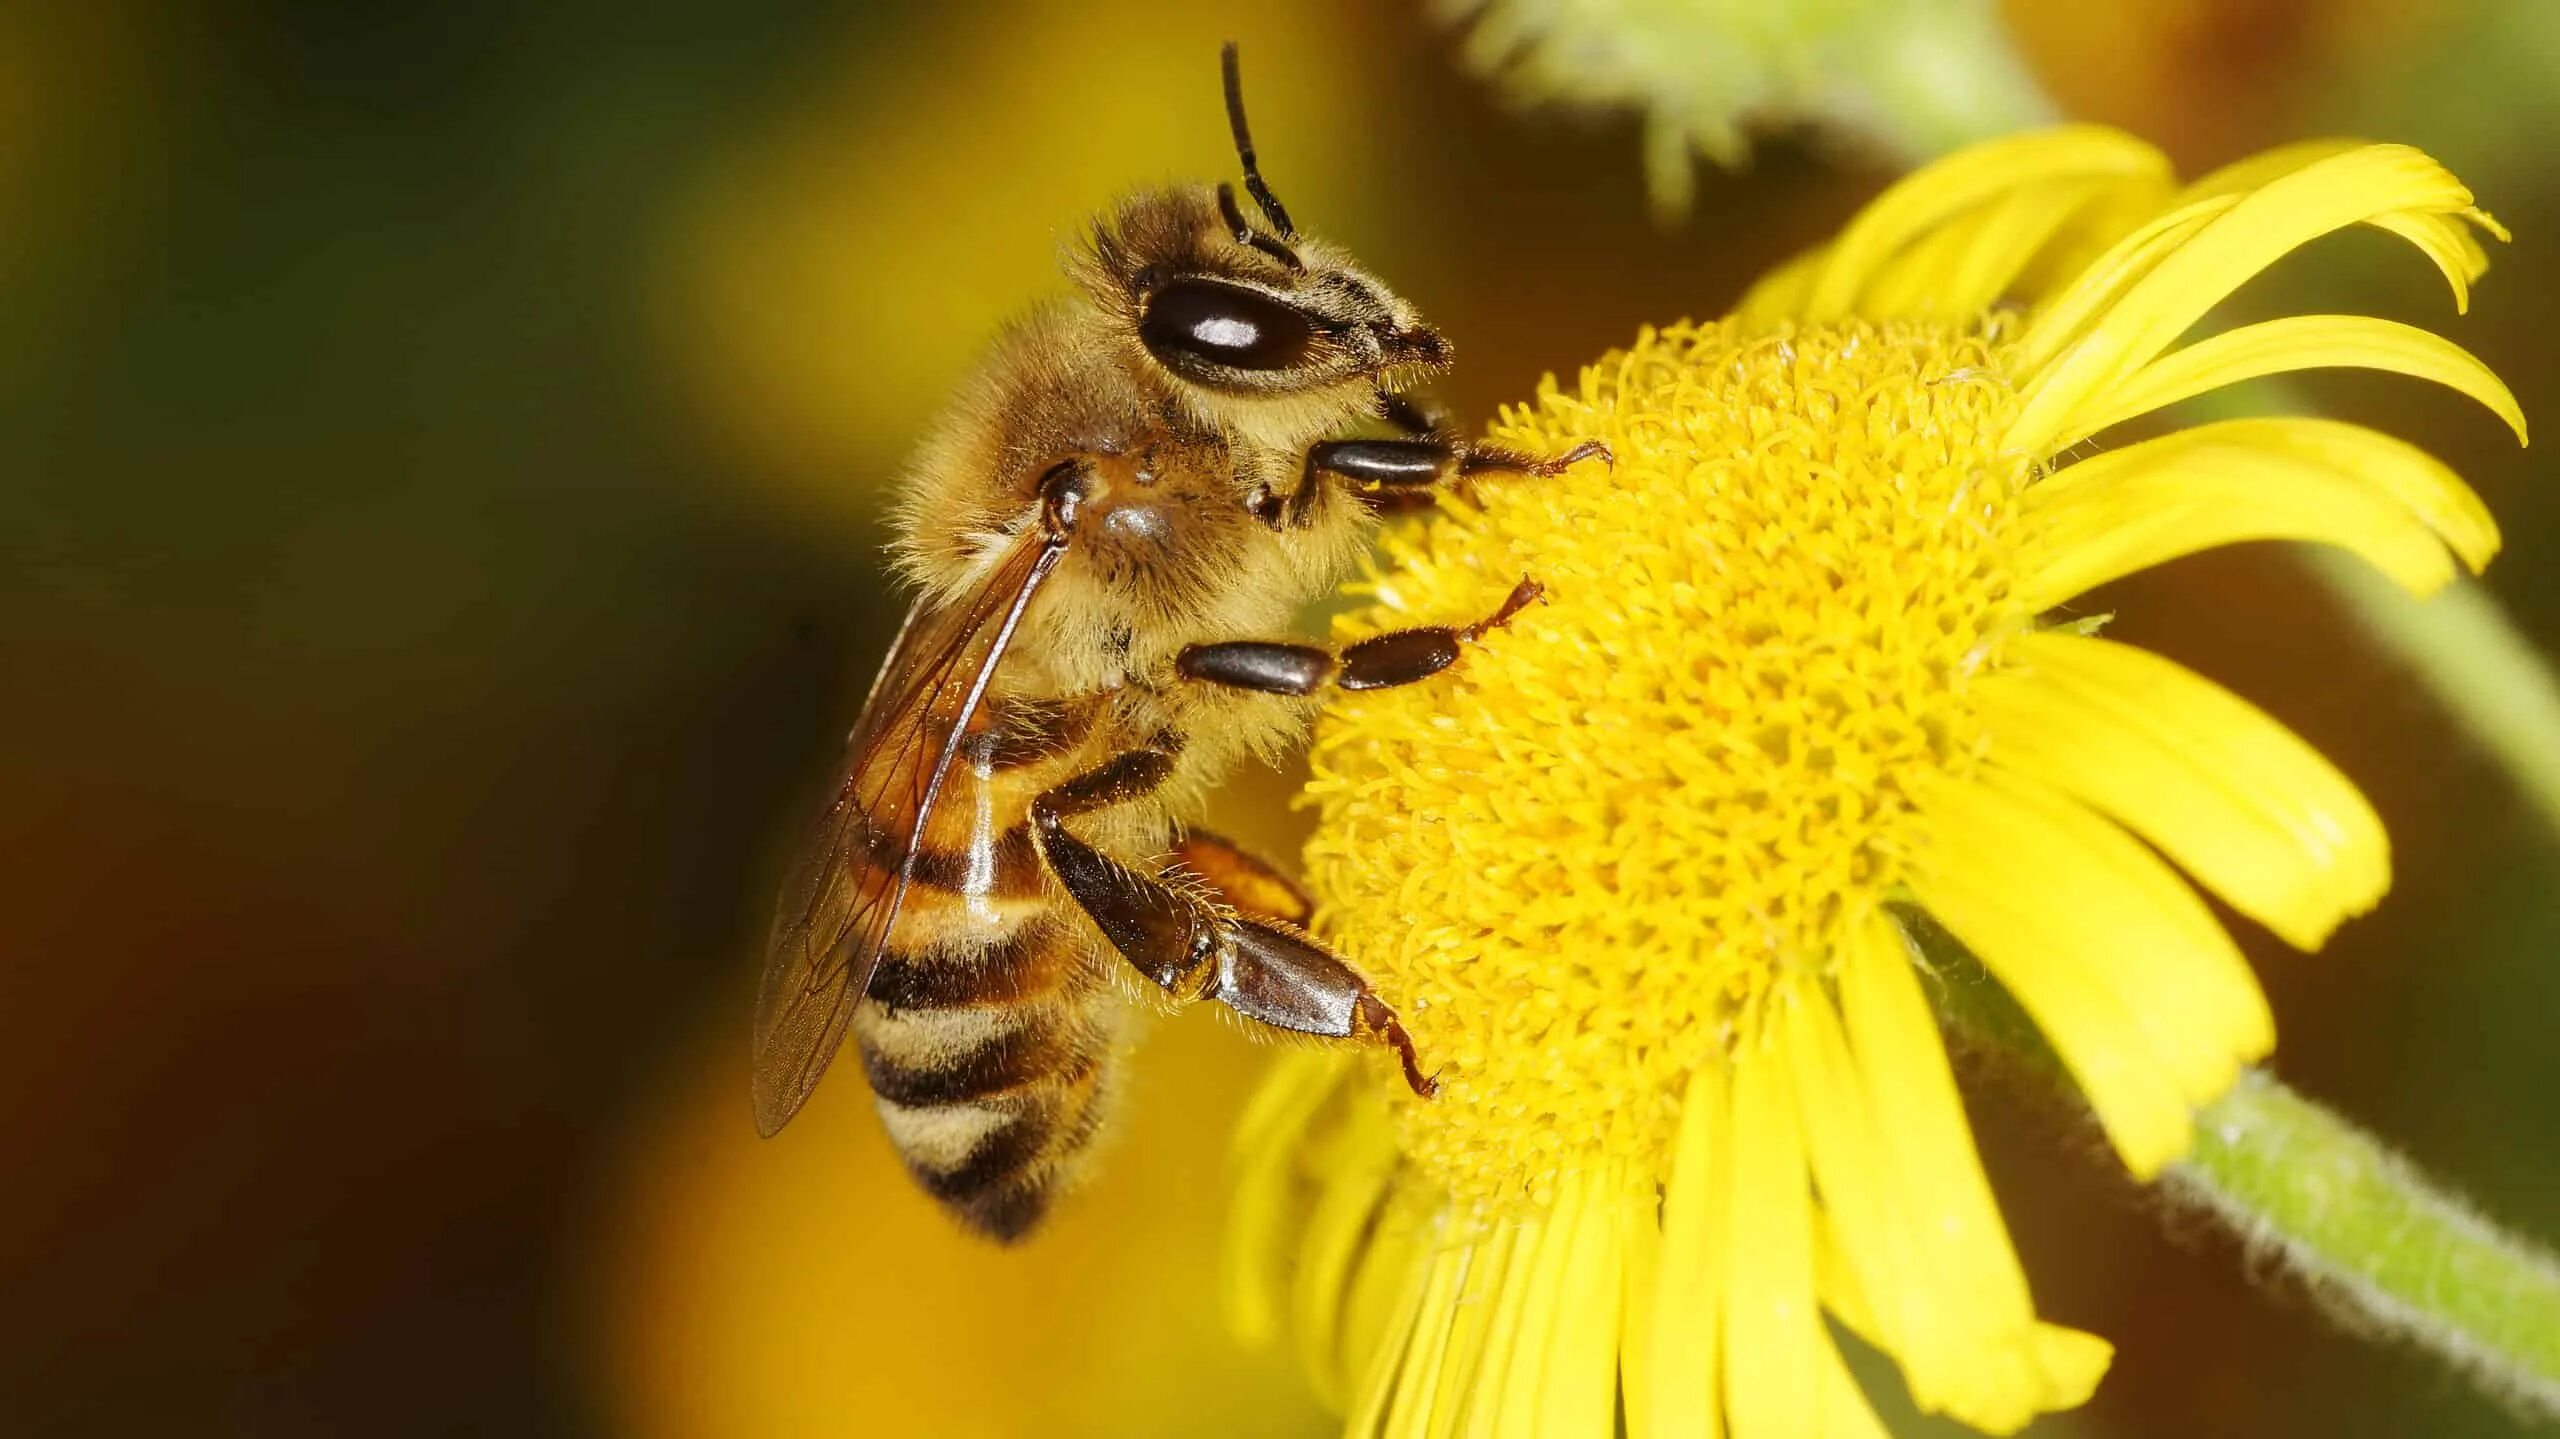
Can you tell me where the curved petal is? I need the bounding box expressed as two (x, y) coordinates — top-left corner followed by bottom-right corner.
(1857, 180), (2120, 322)
(1981, 631), (2390, 950)
(2054, 314), (2527, 450)
(2006, 195), (2235, 380)
(1373, 1240), (1470, 1439)
(1650, 1059), (1732, 1439)
(1722, 1029), (1820, 1439)
(1733, 247), (1828, 330)
(1832, 913), (2112, 1430)
(1799, 127), (2169, 322)
(2007, 145), (2490, 455)
(1342, 1213), (1436, 1435)
(1484, 1173), (1617, 1439)
(2016, 420), (2485, 609)
(1226, 1053), (1358, 1345)
(1445, 1223), (1539, 1439)
(2177, 138), (2364, 201)
(1301, 1138), (1403, 1404)
(1908, 769), (2274, 1177)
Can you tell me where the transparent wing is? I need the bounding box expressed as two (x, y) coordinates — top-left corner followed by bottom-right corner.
(751, 530), (1066, 1135)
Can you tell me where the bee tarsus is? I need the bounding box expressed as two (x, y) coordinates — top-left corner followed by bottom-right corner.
(1176, 574), (1548, 696)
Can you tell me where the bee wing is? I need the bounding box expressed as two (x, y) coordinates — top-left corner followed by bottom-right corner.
(752, 528), (1068, 1136)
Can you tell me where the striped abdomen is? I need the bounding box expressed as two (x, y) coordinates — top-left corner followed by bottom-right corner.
(854, 698), (1124, 1241)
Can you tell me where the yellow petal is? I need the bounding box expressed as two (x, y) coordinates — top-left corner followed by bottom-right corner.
(1981, 631), (2390, 950)
(1346, 1221), (1439, 1439)
(1909, 769), (2274, 1177)
(2176, 138), (2363, 202)
(1857, 180), (2116, 322)
(2006, 195), (2235, 382)
(2007, 145), (2486, 454)
(2174, 140), (2501, 307)
(2053, 314), (2527, 450)
(1733, 246), (1828, 331)
(1524, 1173), (1629, 1439)
(1298, 1141), (1402, 1406)
(2083, 415), (2493, 569)
(2368, 210), (2499, 311)
(1618, 1191), (1662, 1439)
(1837, 913), (2035, 1333)
(1838, 912), (2119, 1432)
(1225, 1054), (1351, 1345)
(1376, 1238), (1472, 1439)
(1459, 1215), (1550, 1439)
(2017, 420), (2479, 608)
(1722, 1025), (1820, 1439)
(1436, 1225), (1533, 1439)
(1801, 126), (2169, 321)
(1649, 1060), (1731, 1439)
(1490, 1180), (1587, 1438)
(1782, 986), (1923, 1366)
(2030, 1325), (2114, 1412)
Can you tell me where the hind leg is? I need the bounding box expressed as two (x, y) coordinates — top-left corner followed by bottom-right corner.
(1031, 750), (1433, 1095)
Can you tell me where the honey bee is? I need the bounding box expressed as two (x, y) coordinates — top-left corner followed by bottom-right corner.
(752, 44), (1606, 1240)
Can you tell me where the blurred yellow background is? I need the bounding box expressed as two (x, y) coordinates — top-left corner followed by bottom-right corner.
(5, 1), (2557, 1435)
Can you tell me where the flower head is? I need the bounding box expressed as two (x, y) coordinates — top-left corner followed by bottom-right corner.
(1228, 128), (2523, 1436)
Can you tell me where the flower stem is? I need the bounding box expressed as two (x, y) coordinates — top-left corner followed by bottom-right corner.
(2168, 1070), (2560, 1419)
(2303, 549), (2560, 838)
(1906, 914), (2560, 1419)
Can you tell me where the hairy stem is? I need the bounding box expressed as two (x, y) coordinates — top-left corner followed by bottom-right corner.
(1907, 913), (2560, 1419)
(2168, 1070), (2560, 1419)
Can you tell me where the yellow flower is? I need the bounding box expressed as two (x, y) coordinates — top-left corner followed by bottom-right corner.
(1226, 129), (2524, 1437)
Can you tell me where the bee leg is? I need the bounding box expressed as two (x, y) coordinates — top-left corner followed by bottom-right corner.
(1213, 920), (1436, 1098)
(1276, 434), (1613, 527)
(1167, 829), (1314, 927)
(1176, 575), (1545, 696)
(1033, 755), (1434, 1096)
(1029, 746), (1225, 1000)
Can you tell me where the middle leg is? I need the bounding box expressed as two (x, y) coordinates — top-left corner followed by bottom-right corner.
(1178, 574), (1545, 697)
(1030, 747), (1434, 1094)
(1275, 431), (1612, 527)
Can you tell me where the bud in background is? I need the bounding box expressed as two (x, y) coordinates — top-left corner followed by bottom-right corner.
(1434, 0), (2053, 219)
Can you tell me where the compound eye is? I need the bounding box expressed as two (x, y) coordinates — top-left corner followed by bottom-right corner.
(1139, 278), (1316, 375)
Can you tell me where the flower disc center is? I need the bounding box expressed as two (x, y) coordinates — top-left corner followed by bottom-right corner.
(1302, 317), (2036, 1207)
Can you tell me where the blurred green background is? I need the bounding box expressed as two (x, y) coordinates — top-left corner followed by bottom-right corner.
(4, 1), (2555, 1434)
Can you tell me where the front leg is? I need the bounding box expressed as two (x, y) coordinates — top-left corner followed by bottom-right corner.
(1029, 747), (1435, 1095)
(1179, 575), (1544, 696)
(1275, 432), (1611, 527)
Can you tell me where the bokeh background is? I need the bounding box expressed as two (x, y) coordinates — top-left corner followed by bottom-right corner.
(6, 1), (2557, 1434)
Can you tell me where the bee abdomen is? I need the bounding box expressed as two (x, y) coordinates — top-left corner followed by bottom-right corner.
(857, 917), (1120, 1242)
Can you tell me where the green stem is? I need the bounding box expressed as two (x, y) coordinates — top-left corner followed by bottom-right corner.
(1905, 913), (2560, 1419)
(1914, 906), (2560, 1413)
(2304, 549), (2560, 838)
(2169, 1071), (2560, 1418)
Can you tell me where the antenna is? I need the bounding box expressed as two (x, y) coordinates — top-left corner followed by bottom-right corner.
(1221, 42), (1295, 239)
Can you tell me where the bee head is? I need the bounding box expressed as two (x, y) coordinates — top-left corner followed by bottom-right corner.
(1071, 48), (1450, 405)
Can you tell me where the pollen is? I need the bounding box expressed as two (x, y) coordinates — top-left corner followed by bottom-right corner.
(1305, 317), (2035, 1207)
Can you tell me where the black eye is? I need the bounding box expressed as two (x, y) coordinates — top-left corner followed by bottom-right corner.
(1139, 278), (1316, 376)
